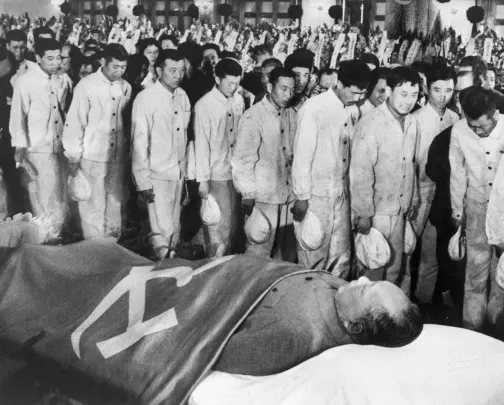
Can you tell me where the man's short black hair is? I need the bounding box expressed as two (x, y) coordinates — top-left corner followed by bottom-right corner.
(284, 49), (314, 71)
(488, 63), (496, 74)
(427, 63), (456, 88)
(318, 68), (337, 80)
(178, 41), (203, 67)
(252, 44), (272, 58)
(261, 57), (282, 70)
(338, 60), (371, 90)
(159, 34), (178, 47)
(34, 38), (61, 58)
(33, 26), (55, 42)
(459, 55), (488, 86)
(349, 304), (423, 348)
(387, 67), (421, 91)
(269, 67), (296, 87)
(84, 38), (100, 52)
(367, 67), (390, 97)
(155, 49), (184, 70)
(202, 42), (220, 55)
(215, 58), (242, 79)
(6, 29), (27, 44)
(359, 52), (380, 69)
(219, 50), (237, 59)
(460, 86), (497, 120)
(102, 43), (129, 63)
(410, 61), (431, 76)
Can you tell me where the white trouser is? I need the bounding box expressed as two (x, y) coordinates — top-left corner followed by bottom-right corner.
(78, 159), (126, 240)
(364, 213), (410, 296)
(202, 180), (240, 257)
(413, 201), (439, 304)
(245, 201), (297, 263)
(297, 193), (351, 278)
(23, 152), (68, 231)
(463, 205), (504, 331)
(148, 179), (183, 255)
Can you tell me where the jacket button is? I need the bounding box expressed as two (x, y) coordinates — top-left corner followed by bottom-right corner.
(285, 163), (288, 167)
(343, 159), (346, 163)
(344, 123), (347, 127)
(230, 128), (233, 132)
(112, 128), (115, 132)
(175, 111), (178, 114)
(344, 140), (347, 145)
(487, 152), (490, 155)
(112, 97), (116, 101)
(403, 157), (406, 160)
(489, 167), (492, 170)
(286, 181), (289, 185)
(400, 194), (403, 197)
(281, 129), (284, 133)
(177, 128), (180, 131)
(283, 147), (286, 150)
(110, 143), (114, 146)
(55, 121), (58, 124)
(272, 287), (278, 292)
(490, 183), (493, 186)
(228, 113), (232, 117)
(112, 113), (116, 116)
(230, 143), (234, 147)
(305, 276), (313, 281)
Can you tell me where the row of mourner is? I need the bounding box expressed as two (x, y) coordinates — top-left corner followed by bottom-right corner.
(1, 27), (504, 337)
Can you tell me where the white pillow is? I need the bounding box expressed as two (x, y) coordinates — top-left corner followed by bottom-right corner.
(190, 325), (504, 405)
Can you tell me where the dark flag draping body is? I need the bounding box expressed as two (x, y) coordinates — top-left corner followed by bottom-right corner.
(0, 239), (315, 405)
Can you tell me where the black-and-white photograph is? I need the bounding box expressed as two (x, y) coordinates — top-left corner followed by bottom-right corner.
(1, 0), (504, 404)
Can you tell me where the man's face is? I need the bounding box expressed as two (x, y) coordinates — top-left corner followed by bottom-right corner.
(337, 83), (367, 107)
(292, 66), (310, 94)
(455, 74), (474, 106)
(157, 58), (185, 92)
(143, 44), (159, 67)
(335, 277), (411, 322)
(102, 57), (128, 82)
(216, 74), (240, 98)
(428, 79), (455, 111)
(369, 78), (388, 107)
(161, 39), (176, 50)
(203, 49), (219, 69)
(261, 65), (276, 90)
(91, 33), (100, 42)
(388, 82), (419, 116)
(319, 72), (338, 92)
(270, 76), (295, 108)
(79, 64), (93, 80)
(36, 49), (61, 76)
(466, 113), (498, 138)
(487, 70), (496, 89)
(7, 40), (27, 62)
(59, 45), (71, 74)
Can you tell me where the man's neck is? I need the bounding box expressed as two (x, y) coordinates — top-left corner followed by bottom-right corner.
(429, 101), (446, 117)
(217, 86), (229, 99)
(160, 79), (176, 94)
(386, 101), (406, 129)
(267, 94), (282, 110)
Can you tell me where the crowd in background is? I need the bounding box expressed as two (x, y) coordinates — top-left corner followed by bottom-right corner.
(1, 13), (504, 340)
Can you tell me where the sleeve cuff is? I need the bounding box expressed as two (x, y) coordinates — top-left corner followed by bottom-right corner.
(295, 192), (311, 201)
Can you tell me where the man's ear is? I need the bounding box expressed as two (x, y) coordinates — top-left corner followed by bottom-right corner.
(344, 320), (364, 335)
(156, 66), (162, 79)
(266, 82), (272, 93)
(494, 109), (500, 122)
(215, 76), (221, 86)
(100, 57), (106, 67)
(35, 54), (42, 64)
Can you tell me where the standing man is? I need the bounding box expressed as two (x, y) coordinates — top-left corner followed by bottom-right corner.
(284, 49), (314, 112)
(9, 38), (71, 230)
(193, 58), (244, 256)
(449, 86), (504, 332)
(132, 50), (190, 259)
(63, 44), (131, 240)
(7, 29), (35, 90)
(291, 60), (371, 276)
(412, 64), (459, 305)
(351, 67), (421, 294)
(232, 68), (297, 261)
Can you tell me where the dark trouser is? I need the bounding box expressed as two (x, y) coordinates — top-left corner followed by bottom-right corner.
(0, 130), (26, 216)
(433, 219), (466, 319)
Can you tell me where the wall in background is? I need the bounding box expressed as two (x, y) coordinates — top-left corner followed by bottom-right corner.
(0, 0), (63, 19)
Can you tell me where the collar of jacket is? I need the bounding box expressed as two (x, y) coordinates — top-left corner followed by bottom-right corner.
(262, 94), (287, 116)
(154, 79), (183, 98)
(378, 101), (413, 129)
(33, 62), (52, 81)
(210, 85), (234, 105)
(325, 87), (345, 111)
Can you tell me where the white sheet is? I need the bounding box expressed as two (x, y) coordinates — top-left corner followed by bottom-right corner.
(190, 324), (504, 405)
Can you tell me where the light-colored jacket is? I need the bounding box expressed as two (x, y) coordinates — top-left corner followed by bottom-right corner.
(63, 68), (132, 163)
(449, 115), (504, 218)
(231, 96), (297, 204)
(350, 102), (418, 218)
(9, 63), (72, 153)
(131, 82), (191, 191)
(292, 89), (352, 201)
(413, 103), (459, 203)
(193, 87), (245, 182)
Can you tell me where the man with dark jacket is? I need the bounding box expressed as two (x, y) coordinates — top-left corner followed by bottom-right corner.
(214, 274), (423, 376)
